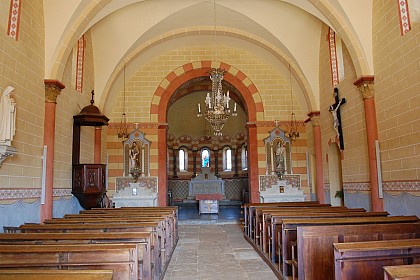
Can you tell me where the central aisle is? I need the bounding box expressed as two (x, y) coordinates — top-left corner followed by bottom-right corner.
(164, 224), (277, 280)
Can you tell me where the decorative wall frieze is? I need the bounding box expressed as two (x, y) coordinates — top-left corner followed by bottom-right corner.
(328, 28), (339, 87)
(343, 182), (370, 191)
(255, 121), (305, 128)
(167, 132), (247, 150)
(108, 122), (159, 130)
(0, 188), (73, 200)
(342, 181), (420, 192)
(383, 181), (420, 192)
(398, 0), (412, 36)
(7, 0), (22, 41)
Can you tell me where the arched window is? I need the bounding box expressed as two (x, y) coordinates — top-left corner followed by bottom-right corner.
(241, 145), (248, 170)
(179, 148), (188, 172)
(223, 147), (232, 171)
(201, 149), (210, 167)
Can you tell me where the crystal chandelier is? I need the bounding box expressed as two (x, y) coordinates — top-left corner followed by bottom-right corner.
(287, 64), (300, 141)
(197, 68), (237, 136)
(117, 63), (128, 140)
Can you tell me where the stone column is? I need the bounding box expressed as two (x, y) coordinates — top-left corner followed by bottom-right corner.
(173, 148), (178, 178)
(214, 149), (219, 177)
(41, 79), (65, 222)
(270, 142), (275, 175)
(192, 149), (197, 177)
(94, 127), (102, 164)
(308, 112), (325, 203)
(354, 76), (383, 211)
(158, 123), (168, 206)
(233, 146), (239, 177)
(247, 122), (259, 203)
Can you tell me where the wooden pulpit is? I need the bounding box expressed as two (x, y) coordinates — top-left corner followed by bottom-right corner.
(72, 91), (109, 209)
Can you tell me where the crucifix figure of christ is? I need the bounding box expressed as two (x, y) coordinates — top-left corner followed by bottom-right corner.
(329, 88), (346, 150)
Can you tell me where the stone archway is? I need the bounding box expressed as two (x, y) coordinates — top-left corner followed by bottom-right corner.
(152, 61), (264, 205)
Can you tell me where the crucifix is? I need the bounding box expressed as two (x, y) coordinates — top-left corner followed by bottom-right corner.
(329, 88), (346, 150)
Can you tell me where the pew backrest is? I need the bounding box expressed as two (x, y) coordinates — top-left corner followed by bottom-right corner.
(0, 243), (139, 280)
(334, 239), (420, 280)
(297, 223), (420, 280)
(0, 269), (114, 280)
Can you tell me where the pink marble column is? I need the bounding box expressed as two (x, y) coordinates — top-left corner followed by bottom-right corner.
(158, 123), (168, 206)
(247, 122), (259, 203)
(354, 76), (383, 212)
(94, 127), (102, 164)
(40, 80), (65, 222)
(308, 112), (325, 203)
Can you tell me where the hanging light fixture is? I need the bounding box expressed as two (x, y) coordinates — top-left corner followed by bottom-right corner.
(287, 64), (300, 141)
(196, 0), (236, 136)
(117, 62), (128, 140)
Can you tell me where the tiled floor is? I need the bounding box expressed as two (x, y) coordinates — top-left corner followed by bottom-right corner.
(164, 206), (277, 280)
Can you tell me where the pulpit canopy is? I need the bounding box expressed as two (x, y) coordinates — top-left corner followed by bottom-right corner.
(73, 90), (109, 126)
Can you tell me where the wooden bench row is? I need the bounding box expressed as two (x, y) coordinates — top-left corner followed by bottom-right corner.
(0, 206), (179, 280)
(0, 269), (114, 280)
(242, 201), (420, 280)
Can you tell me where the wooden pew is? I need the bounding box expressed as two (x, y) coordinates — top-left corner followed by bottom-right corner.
(297, 222), (420, 280)
(0, 243), (139, 280)
(256, 207), (368, 250)
(333, 239), (420, 280)
(281, 216), (419, 278)
(80, 207), (179, 243)
(249, 205), (343, 242)
(55, 214), (174, 249)
(18, 222), (164, 279)
(384, 264), (420, 280)
(243, 201), (325, 237)
(0, 232), (154, 280)
(265, 211), (390, 265)
(0, 269), (114, 280)
(42, 217), (173, 264)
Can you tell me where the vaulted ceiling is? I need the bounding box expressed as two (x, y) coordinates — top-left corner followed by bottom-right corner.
(44, 0), (373, 116)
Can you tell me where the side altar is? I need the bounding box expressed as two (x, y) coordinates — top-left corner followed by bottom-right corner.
(259, 174), (306, 202)
(259, 125), (306, 202)
(111, 126), (158, 207)
(113, 177), (158, 207)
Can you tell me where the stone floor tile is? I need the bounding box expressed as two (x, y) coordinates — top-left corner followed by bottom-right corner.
(163, 223), (277, 280)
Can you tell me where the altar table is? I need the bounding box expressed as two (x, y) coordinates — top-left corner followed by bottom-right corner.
(196, 194), (224, 214)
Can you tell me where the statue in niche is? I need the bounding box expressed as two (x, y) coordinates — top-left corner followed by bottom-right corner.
(0, 86), (16, 146)
(275, 141), (286, 177)
(129, 141), (140, 170)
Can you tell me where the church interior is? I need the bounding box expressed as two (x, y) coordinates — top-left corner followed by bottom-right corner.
(0, 0), (419, 279)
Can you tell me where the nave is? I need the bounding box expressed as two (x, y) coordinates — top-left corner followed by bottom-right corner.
(164, 224), (276, 280)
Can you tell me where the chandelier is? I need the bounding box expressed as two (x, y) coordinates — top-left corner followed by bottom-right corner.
(197, 68), (237, 136)
(287, 64), (300, 141)
(117, 62), (128, 140)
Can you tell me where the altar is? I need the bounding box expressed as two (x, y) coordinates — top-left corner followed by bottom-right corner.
(188, 167), (225, 199)
(196, 194), (224, 214)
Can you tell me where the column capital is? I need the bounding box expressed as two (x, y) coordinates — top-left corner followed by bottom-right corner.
(44, 79), (65, 103)
(158, 123), (168, 130)
(354, 76), (375, 99)
(246, 122), (257, 129)
(307, 111), (321, 127)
